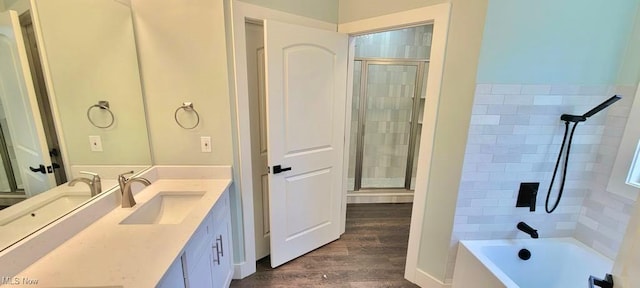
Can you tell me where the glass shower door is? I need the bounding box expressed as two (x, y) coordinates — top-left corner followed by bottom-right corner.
(360, 63), (418, 189)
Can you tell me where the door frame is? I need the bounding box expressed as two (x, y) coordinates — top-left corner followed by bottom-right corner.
(229, 1), (337, 278)
(229, 2), (451, 284)
(339, 5), (451, 286)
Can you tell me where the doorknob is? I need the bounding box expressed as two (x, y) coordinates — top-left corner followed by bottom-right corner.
(272, 165), (292, 174)
(29, 165), (46, 174)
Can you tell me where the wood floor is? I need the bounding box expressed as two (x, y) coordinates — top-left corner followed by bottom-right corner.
(230, 203), (419, 288)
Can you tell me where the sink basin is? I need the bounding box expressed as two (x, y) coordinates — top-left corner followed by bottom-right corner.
(0, 193), (91, 228)
(119, 191), (205, 225)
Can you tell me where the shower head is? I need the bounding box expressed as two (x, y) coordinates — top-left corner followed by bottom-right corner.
(582, 95), (622, 118)
(560, 95), (622, 123)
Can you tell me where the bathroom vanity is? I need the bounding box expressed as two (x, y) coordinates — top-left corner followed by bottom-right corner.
(3, 166), (233, 287)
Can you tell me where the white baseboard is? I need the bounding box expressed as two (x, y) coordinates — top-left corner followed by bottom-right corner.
(347, 190), (414, 204)
(415, 268), (452, 288)
(233, 261), (256, 279)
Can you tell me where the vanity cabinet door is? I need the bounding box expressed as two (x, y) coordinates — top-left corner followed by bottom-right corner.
(211, 217), (233, 287)
(211, 189), (233, 287)
(157, 254), (186, 288)
(186, 244), (214, 288)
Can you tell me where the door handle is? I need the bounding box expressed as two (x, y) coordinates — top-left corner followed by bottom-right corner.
(272, 165), (292, 174)
(29, 165), (46, 174)
(47, 163), (60, 173)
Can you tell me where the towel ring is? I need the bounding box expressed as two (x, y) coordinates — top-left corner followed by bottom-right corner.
(174, 102), (200, 129)
(87, 101), (115, 128)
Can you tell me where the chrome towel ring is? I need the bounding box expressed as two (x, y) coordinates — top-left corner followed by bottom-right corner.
(174, 102), (200, 129)
(87, 101), (115, 128)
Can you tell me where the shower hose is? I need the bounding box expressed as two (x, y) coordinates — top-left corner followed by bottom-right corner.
(545, 120), (579, 213)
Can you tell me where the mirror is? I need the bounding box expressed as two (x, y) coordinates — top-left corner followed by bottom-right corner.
(0, 0), (151, 250)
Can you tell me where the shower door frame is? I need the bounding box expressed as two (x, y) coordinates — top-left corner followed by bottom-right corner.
(353, 58), (429, 191)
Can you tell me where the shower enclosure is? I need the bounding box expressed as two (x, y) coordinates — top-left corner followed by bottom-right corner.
(348, 58), (428, 191)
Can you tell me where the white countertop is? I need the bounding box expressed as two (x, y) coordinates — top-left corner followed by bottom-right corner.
(10, 177), (231, 287)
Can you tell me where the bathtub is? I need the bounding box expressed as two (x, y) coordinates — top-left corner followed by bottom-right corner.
(451, 238), (613, 288)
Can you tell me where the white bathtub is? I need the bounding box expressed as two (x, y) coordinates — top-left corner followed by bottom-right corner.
(451, 238), (613, 288)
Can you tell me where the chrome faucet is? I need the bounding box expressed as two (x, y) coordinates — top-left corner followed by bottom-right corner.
(68, 171), (102, 197)
(118, 171), (151, 208)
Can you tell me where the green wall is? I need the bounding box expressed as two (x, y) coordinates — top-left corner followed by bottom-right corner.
(477, 0), (639, 85)
(238, 0), (338, 23)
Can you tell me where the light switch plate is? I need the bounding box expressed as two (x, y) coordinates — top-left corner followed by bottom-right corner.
(201, 136), (212, 153)
(89, 135), (103, 152)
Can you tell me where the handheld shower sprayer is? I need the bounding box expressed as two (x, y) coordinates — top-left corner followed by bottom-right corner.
(545, 95), (622, 213)
(559, 95), (622, 123)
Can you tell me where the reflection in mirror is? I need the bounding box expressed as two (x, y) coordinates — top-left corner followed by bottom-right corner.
(0, 0), (151, 251)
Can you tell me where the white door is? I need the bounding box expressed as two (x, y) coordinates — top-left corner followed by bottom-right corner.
(246, 22), (271, 260)
(265, 19), (348, 267)
(0, 10), (56, 196)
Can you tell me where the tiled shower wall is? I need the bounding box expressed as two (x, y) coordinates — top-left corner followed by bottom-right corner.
(575, 85), (637, 259)
(347, 25), (432, 190)
(446, 83), (637, 280)
(354, 25), (432, 59)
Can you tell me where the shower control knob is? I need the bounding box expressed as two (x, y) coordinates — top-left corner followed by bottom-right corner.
(272, 165), (292, 174)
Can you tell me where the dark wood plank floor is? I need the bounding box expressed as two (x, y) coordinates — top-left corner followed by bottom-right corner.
(230, 203), (419, 288)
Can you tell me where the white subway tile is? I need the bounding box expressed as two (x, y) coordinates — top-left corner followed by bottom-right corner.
(498, 198), (517, 207)
(487, 104), (519, 115)
(492, 154), (523, 163)
(505, 163), (533, 172)
(504, 95), (534, 105)
(578, 215), (599, 230)
(521, 85), (552, 95)
(467, 135), (497, 145)
(533, 95), (563, 105)
(464, 153), (493, 163)
(550, 85), (581, 95)
(486, 190), (515, 198)
(578, 85), (608, 95)
(499, 115), (530, 125)
(456, 207), (484, 216)
(492, 84), (522, 95)
(476, 163), (506, 172)
(472, 104), (488, 115)
(475, 94), (505, 104)
(556, 222), (577, 230)
(481, 125), (515, 135)
(475, 84), (492, 94)
(525, 134), (554, 144)
(529, 115), (559, 125)
(512, 125), (556, 135)
(454, 224), (480, 233)
(470, 115), (501, 125)
(462, 172), (490, 181)
(497, 135), (527, 144)
(470, 198), (499, 207)
(454, 215), (469, 224)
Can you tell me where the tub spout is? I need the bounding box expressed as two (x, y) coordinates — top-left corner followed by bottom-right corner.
(517, 222), (538, 238)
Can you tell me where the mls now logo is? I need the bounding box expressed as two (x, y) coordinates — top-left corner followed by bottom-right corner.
(0, 276), (19, 285)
